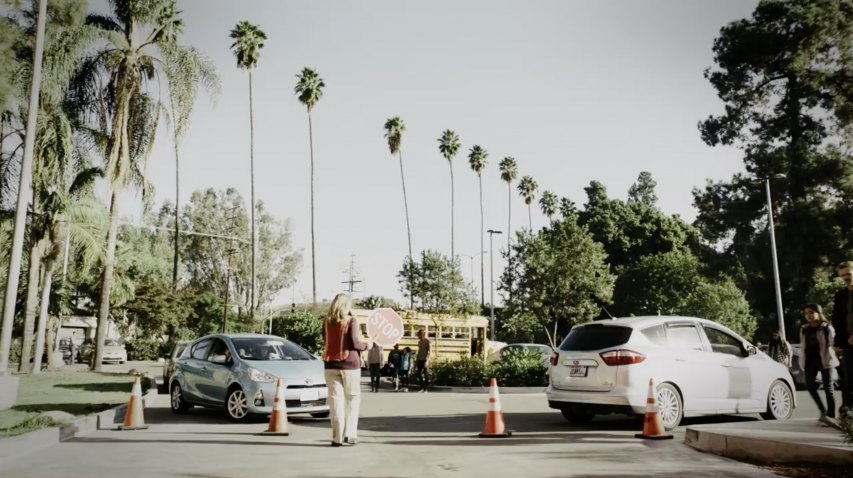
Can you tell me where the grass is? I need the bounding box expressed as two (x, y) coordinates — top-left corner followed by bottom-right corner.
(0, 366), (151, 436)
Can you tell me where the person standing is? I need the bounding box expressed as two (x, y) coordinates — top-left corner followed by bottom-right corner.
(831, 261), (853, 416)
(322, 293), (371, 447)
(800, 304), (841, 428)
(399, 346), (412, 391)
(415, 328), (431, 393)
(388, 344), (402, 391)
(767, 330), (792, 367)
(367, 342), (383, 393)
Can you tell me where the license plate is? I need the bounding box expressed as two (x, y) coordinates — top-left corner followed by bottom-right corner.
(568, 366), (587, 377)
(300, 389), (320, 401)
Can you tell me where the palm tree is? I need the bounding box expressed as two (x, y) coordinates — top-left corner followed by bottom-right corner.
(85, 0), (202, 371)
(518, 175), (538, 232)
(166, 45), (220, 291)
(498, 157), (517, 254)
(294, 67), (325, 305)
(230, 20), (266, 320)
(468, 145), (488, 308)
(384, 116), (413, 309)
(539, 190), (558, 224)
(437, 130), (460, 260)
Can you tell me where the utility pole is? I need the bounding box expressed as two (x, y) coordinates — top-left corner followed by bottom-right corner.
(487, 230), (503, 340)
(341, 254), (362, 296)
(222, 207), (239, 333)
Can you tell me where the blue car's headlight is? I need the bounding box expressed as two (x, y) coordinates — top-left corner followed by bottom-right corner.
(247, 367), (276, 383)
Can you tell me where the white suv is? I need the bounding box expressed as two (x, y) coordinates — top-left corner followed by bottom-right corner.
(546, 316), (796, 429)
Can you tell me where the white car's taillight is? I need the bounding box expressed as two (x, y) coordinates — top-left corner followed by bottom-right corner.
(599, 349), (646, 366)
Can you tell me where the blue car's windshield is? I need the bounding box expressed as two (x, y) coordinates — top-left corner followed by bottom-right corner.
(231, 337), (312, 361)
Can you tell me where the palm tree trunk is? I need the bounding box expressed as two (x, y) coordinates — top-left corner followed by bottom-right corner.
(248, 70), (256, 320)
(479, 175), (484, 308)
(18, 239), (44, 372)
(449, 161), (455, 261)
(398, 150), (414, 310)
(528, 203), (532, 232)
(94, 190), (120, 372)
(506, 182), (512, 254)
(172, 134), (180, 291)
(32, 255), (57, 374)
(308, 111), (317, 305)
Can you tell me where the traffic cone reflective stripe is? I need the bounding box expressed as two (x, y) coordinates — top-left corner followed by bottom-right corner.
(634, 378), (673, 440)
(478, 378), (512, 438)
(118, 376), (148, 431)
(261, 378), (289, 436)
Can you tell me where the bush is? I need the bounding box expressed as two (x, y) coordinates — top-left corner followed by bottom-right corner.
(125, 338), (160, 361)
(9, 338), (20, 364)
(428, 349), (547, 387)
(839, 409), (853, 446)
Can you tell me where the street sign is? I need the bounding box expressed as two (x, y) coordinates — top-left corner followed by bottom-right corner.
(367, 308), (404, 347)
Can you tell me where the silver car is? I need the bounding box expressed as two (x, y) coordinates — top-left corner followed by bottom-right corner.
(547, 316), (796, 429)
(169, 334), (329, 421)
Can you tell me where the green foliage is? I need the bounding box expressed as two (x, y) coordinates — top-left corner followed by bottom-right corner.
(124, 338), (160, 361)
(122, 279), (192, 338)
(500, 217), (615, 346)
(428, 350), (547, 387)
(271, 310), (323, 355)
(684, 278), (756, 338)
(614, 250), (703, 315)
(398, 250), (478, 314)
(839, 409), (853, 446)
(230, 21), (266, 71)
(356, 295), (398, 310)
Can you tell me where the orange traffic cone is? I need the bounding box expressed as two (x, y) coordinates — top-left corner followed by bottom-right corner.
(261, 378), (289, 436)
(478, 378), (512, 438)
(118, 376), (148, 430)
(634, 378), (673, 440)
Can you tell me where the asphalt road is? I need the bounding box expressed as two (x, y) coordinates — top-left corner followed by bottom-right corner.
(3, 364), (834, 478)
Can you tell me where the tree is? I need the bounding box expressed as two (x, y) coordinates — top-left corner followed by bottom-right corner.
(628, 171), (658, 206)
(294, 67), (324, 305)
(384, 116), (413, 309)
(437, 129), (460, 260)
(397, 250), (478, 314)
(499, 217), (615, 347)
(467, 145), (487, 307)
(539, 190), (558, 224)
(271, 309), (322, 355)
(694, 0), (852, 336)
(517, 175), (537, 232)
(498, 157), (518, 255)
(229, 20), (266, 319)
(165, 39), (219, 291)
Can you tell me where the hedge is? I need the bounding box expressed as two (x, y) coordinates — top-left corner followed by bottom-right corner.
(429, 349), (548, 387)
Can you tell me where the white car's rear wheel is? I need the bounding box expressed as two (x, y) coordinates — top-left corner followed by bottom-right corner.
(656, 383), (683, 430)
(760, 380), (793, 420)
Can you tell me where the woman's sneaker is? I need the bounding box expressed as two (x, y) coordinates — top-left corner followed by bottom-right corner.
(818, 415), (841, 429)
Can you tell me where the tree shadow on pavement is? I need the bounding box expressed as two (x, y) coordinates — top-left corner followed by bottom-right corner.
(68, 436), (332, 447)
(56, 382), (137, 393)
(12, 403), (117, 415)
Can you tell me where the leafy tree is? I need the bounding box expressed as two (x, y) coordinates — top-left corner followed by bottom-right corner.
(356, 295), (399, 310)
(230, 20), (266, 315)
(517, 175), (537, 231)
(437, 129), (461, 259)
(294, 67), (324, 305)
(685, 278), (756, 338)
(123, 278), (192, 338)
(498, 157), (518, 254)
(0, 14), (20, 112)
(499, 217), (615, 347)
(384, 116), (413, 309)
(694, 0), (853, 338)
(397, 250), (477, 314)
(628, 171), (658, 206)
(539, 190), (558, 224)
(271, 310), (322, 355)
(467, 145), (487, 307)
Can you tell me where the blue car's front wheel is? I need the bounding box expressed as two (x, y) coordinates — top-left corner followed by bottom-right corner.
(226, 387), (250, 421)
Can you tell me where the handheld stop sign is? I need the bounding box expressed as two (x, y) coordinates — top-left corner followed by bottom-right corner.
(366, 308), (404, 347)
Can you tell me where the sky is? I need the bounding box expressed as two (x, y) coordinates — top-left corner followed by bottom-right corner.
(92, 0), (758, 306)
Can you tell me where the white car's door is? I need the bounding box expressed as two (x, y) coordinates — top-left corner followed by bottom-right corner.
(662, 322), (724, 412)
(700, 325), (757, 411)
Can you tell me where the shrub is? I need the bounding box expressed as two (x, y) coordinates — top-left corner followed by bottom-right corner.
(839, 409), (853, 446)
(430, 355), (489, 387)
(428, 349), (547, 387)
(125, 338), (160, 361)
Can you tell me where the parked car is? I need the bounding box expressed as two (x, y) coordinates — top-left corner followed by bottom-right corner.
(77, 338), (127, 364)
(169, 333), (329, 421)
(488, 343), (553, 367)
(162, 341), (190, 385)
(57, 339), (73, 365)
(547, 316), (796, 430)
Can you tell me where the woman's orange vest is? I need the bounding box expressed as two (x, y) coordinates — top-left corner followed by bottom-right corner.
(323, 318), (351, 362)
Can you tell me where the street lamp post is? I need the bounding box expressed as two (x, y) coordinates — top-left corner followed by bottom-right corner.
(487, 230), (502, 340)
(764, 176), (786, 340)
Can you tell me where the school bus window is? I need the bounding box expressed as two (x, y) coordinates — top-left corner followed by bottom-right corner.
(427, 326), (437, 338)
(455, 327), (470, 339)
(441, 328), (454, 339)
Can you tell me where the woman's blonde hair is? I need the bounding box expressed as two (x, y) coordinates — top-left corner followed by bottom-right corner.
(327, 293), (352, 324)
(803, 303), (828, 323)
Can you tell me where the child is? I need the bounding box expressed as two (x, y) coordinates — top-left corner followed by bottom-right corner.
(399, 347), (412, 392)
(800, 304), (841, 428)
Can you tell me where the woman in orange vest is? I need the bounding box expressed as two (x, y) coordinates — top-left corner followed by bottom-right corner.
(323, 293), (371, 446)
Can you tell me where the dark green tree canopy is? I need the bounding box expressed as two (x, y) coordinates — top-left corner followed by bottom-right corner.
(397, 250), (477, 314)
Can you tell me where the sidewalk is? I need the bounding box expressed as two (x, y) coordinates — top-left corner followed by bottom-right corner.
(685, 418), (853, 465)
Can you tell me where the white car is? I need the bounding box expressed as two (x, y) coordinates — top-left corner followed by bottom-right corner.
(101, 339), (128, 364)
(546, 316), (796, 429)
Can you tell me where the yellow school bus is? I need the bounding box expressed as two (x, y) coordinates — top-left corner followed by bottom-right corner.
(351, 309), (489, 360)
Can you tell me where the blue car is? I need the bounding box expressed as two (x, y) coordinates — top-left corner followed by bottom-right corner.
(169, 334), (329, 421)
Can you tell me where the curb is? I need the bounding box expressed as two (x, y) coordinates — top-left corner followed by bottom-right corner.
(0, 375), (158, 468)
(685, 425), (853, 465)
